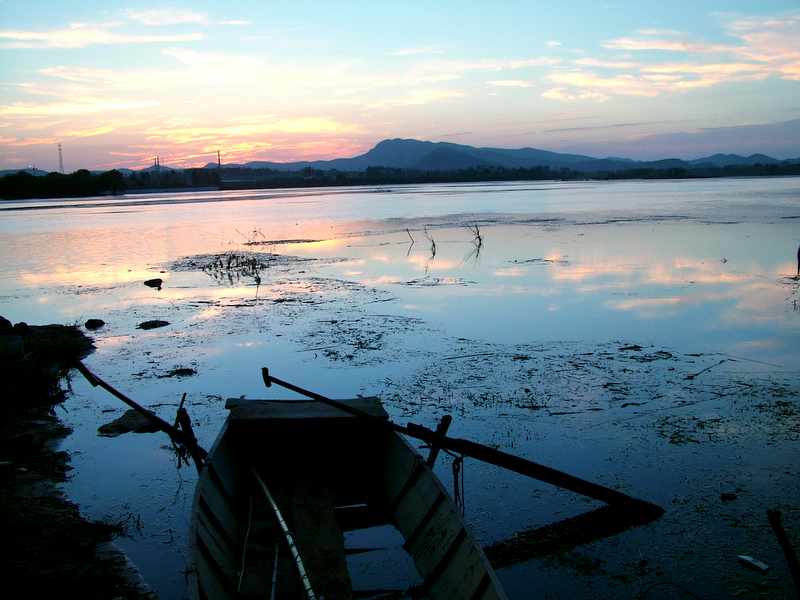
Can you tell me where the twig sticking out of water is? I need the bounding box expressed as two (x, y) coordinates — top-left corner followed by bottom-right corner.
(685, 358), (730, 380)
(424, 227), (436, 259)
(423, 227), (437, 275)
(796, 243), (799, 278)
(235, 227), (266, 245)
(463, 223), (484, 264)
(466, 223), (483, 249)
(170, 393), (190, 469)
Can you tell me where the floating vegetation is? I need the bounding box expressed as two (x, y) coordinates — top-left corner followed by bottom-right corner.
(158, 367), (197, 378)
(170, 251), (345, 287)
(202, 252), (267, 286)
(510, 257), (570, 266)
(399, 277), (477, 287)
(136, 320), (169, 330)
(782, 276), (800, 312)
(243, 238), (322, 246)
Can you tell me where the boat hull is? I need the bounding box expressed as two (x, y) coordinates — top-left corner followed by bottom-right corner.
(189, 398), (506, 599)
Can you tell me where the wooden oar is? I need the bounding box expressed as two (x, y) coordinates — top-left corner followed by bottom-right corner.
(262, 368), (662, 513)
(75, 361), (208, 470)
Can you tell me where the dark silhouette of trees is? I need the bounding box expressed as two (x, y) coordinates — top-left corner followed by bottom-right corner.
(2, 161), (799, 200)
(0, 169), (127, 200)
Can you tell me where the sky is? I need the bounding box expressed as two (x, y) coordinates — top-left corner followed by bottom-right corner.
(1, 0), (799, 171)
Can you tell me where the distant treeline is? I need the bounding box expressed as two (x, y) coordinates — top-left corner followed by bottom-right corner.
(219, 163), (800, 190)
(2, 162), (799, 200)
(0, 169), (126, 200)
(0, 168), (221, 200)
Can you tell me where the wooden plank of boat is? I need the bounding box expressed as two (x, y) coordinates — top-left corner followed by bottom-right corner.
(281, 479), (352, 599)
(382, 428), (507, 600)
(224, 397), (388, 421)
(189, 398), (507, 600)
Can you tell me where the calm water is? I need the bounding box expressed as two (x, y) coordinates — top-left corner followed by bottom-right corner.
(1, 178), (799, 598)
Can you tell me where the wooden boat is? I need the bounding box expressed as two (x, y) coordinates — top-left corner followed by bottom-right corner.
(189, 397), (507, 599)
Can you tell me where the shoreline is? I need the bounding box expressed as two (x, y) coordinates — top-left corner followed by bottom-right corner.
(1, 318), (156, 599)
(2, 167), (799, 202)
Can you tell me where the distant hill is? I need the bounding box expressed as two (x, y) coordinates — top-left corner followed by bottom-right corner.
(204, 138), (796, 174)
(0, 167), (49, 177)
(688, 153), (780, 167)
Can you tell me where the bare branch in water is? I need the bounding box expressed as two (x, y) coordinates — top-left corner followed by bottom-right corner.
(424, 227), (437, 259)
(466, 223), (483, 249)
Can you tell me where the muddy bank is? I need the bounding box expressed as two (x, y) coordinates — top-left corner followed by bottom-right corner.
(0, 317), (156, 599)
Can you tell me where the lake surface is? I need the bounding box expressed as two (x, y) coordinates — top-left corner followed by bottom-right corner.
(1, 178), (799, 599)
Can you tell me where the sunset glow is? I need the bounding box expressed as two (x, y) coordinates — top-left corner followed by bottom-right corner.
(1, 1), (799, 170)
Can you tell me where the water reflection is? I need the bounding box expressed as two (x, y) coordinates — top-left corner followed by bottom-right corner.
(0, 179), (799, 599)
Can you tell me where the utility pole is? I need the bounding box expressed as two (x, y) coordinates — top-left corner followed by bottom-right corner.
(217, 150), (221, 169)
(58, 143), (64, 173)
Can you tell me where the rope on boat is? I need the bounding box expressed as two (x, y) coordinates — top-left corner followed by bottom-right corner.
(271, 543), (280, 600)
(237, 495), (254, 593)
(452, 454), (465, 517)
(251, 467), (318, 600)
(441, 448), (466, 516)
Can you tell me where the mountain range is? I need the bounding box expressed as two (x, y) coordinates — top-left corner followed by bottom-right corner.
(3, 139), (798, 178)
(203, 138), (799, 173)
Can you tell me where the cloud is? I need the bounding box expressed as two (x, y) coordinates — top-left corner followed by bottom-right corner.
(574, 57), (640, 69)
(391, 45), (443, 56)
(636, 28), (682, 36)
(543, 11), (800, 102)
(543, 120), (672, 133)
(124, 8), (209, 26)
(541, 87), (609, 102)
(437, 131), (472, 138)
(602, 36), (731, 53)
(0, 99), (160, 116)
(547, 71), (659, 97)
(57, 124), (117, 138)
(0, 23), (203, 48)
(373, 89), (465, 107)
(726, 12), (800, 80)
(487, 80), (534, 88)
(546, 40), (562, 48)
(411, 56), (560, 80)
(124, 9), (251, 27)
(0, 135), (59, 147)
(141, 116), (363, 145)
(556, 119), (800, 160)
